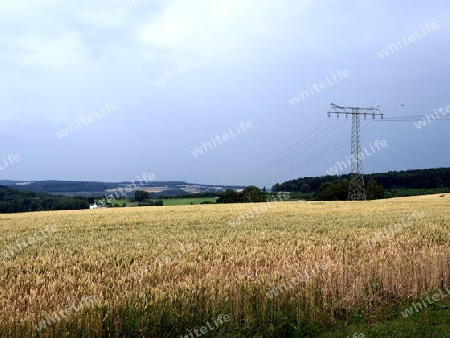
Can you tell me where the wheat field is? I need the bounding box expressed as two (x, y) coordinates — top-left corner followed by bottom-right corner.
(0, 195), (449, 337)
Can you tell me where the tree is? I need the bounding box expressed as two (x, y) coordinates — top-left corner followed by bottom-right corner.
(216, 189), (240, 204)
(242, 186), (266, 203)
(313, 180), (349, 201)
(301, 184), (311, 193)
(139, 199), (163, 206)
(135, 190), (149, 202)
(366, 179), (385, 200)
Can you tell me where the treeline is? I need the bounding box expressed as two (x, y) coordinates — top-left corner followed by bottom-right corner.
(0, 185), (89, 214)
(312, 179), (384, 201)
(216, 186), (268, 203)
(133, 190), (163, 206)
(137, 200), (163, 206)
(272, 168), (450, 193)
(8, 181), (118, 194)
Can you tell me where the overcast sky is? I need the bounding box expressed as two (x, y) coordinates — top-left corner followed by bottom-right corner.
(1, 0), (449, 188)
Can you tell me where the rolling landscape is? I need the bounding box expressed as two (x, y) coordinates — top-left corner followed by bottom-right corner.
(0, 180), (242, 198)
(2, 1), (450, 337)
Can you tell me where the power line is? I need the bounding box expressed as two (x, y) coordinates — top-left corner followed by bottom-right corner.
(380, 117), (450, 121)
(227, 100), (449, 189)
(358, 94), (450, 106)
(232, 118), (347, 186)
(327, 103), (383, 201)
(240, 120), (346, 184)
(256, 121), (380, 187)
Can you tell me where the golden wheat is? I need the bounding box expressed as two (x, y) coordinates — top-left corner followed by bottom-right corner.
(0, 195), (449, 336)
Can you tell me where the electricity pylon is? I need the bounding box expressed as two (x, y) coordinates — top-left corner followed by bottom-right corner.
(327, 103), (383, 201)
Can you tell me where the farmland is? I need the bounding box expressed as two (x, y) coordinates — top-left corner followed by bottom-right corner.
(160, 197), (219, 206)
(0, 195), (449, 337)
(104, 197), (218, 207)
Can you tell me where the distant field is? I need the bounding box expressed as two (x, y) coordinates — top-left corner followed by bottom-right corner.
(1, 195), (449, 337)
(98, 197), (218, 207)
(103, 198), (132, 206)
(162, 197), (218, 206)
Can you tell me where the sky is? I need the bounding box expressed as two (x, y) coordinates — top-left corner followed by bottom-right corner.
(1, 0), (450, 188)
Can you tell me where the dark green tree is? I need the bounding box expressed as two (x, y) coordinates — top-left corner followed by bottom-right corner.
(135, 190), (149, 202)
(301, 184), (311, 193)
(366, 179), (385, 200)
(216, 189), (240, 204)
(242, 186), (266, 203)
(313, 180), (349, 201)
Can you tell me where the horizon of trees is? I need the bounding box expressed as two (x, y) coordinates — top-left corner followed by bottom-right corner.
(272, 167), (450, 193)
(217, 186), (267, 204)
(312, 179), (384, 201)
(0, 185), (89, 214)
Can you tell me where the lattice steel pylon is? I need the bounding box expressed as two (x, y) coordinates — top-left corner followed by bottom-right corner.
(327, 103), (383, 201)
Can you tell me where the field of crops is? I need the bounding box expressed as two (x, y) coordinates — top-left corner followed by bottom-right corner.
(0, 195), (449, 337)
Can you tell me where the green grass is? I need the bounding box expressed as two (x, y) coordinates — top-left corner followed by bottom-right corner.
(42, 294), (450, 337)
(319, 293), (450, 338)
(231, 293), (450, 337)
(162, 197), (218, 206)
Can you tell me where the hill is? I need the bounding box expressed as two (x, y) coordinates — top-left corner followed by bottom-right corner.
(0, 180), (245, 198)
(272, 167), (450, 195)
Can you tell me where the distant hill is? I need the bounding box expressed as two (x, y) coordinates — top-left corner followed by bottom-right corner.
(0, 180), (245, 198)
(272, 167), (450, 193)
(0, 185), (89, 213)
